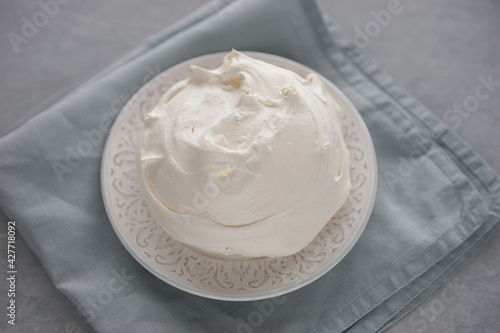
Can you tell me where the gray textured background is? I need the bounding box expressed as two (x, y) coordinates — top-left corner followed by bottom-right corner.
(1, 0), (499, 332)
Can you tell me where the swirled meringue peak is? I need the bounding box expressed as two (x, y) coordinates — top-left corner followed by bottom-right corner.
(139, 50), (350, 258)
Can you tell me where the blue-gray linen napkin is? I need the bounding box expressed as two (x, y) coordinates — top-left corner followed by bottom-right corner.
(1, 0), (499, 332)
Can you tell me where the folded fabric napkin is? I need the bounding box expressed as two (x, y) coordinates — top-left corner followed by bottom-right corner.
(1, 0), (499, 332)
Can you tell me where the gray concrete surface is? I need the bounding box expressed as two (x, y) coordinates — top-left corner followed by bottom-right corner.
(1, 0), (499, 332)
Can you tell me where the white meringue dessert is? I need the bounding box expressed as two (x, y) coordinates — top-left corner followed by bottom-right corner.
(139, 50), (350, 258)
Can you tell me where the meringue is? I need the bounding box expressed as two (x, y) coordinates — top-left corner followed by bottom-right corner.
(139, 50), (350, 258)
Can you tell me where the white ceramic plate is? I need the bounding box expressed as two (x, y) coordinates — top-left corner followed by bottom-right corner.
(101, 52), (377, 301)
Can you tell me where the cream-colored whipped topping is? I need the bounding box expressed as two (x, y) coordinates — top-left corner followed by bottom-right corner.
(139, 50), (350, 258)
